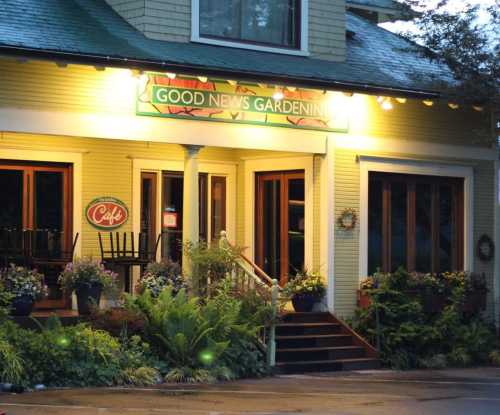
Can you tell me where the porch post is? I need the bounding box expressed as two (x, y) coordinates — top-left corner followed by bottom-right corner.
(182, 145), (203, 278)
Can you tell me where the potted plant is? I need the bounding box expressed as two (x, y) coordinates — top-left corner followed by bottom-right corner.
(0, 264), (46, 316)
(136, 259), (187, 297)
(58, 258), (117, 315)
(283, 271), (326, 312)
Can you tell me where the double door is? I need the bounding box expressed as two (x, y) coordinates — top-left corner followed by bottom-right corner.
(255, 171), (305, 286)
(0, 161), (72, 308)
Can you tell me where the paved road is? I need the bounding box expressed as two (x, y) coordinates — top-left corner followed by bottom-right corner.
(1, 368), (499, 414)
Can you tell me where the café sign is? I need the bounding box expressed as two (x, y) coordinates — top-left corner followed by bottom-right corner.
(136, 73), (349, 132)
(86, 197), (129, 230)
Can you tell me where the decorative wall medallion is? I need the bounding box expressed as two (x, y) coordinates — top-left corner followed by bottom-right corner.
(477, 234), (494, 262)
(337, 208), (357, 231)
(86, 197), (129, 230)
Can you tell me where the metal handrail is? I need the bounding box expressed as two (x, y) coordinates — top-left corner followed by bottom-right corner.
(219, 230), (279, 370)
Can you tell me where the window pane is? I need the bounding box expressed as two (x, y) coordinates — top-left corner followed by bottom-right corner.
(288, 178), (304, 275)
(439, 184), (453, 272)
(391, 181), (407, 271)
(35, 171), (63, 231)
(200, 0), (299, 48)
(262, 179), (281, 278)
(415, 183), (432, 272)
(368, 179), (383, 275)
(162, 174), (183, 263)
(0, 170), (23, 230)
(211, 176), (226, 241)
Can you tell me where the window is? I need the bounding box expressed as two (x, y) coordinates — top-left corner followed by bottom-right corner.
(192, 0), (308, 55)
(368, 172), (464, 275)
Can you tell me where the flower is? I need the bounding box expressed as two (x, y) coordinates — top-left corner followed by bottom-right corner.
(136, 259), (186, 297)
(58, 257), (117, 292)
(282, 270), (326, 299)
(0, 264), (46, 300)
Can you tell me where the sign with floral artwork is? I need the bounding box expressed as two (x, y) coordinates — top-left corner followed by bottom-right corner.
(85, 197), (129, 230)
(136, 73), (349, 132)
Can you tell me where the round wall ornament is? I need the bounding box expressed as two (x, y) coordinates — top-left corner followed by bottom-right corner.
(337, 208), (357, 231)
(476, 234), (494, 262)
(85, 197), (129, 230)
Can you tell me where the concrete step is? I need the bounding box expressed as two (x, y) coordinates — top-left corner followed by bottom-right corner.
(276, 322), (342, 336)
(277, 345), (366, 362)
(276, 358), (381, 374)
(276, 333), (353, 348)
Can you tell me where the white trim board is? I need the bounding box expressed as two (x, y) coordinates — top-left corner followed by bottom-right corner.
(332, 133), (497, 161)
(191, 0), (309, 56)
(243, 156), (314, 273)
(0, 108), (327, 154)
(358, 157), (474, 279)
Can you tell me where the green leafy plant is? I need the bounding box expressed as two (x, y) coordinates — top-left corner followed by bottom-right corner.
(185, 241), (242, 295)
(0, 335), (23, 384)
(0, 280), (13, 321)
(353, 268), (498, 370)
(58, 257), (117, 293)
(0, 264), (46, 301)
(136, 259), (187, 297)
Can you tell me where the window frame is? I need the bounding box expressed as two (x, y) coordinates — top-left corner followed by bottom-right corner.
(359, 157), (474, 279)
(191, 0), (309, 56)
(368, 172), (464, 274)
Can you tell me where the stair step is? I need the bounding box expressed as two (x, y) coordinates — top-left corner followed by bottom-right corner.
(276, 322), (341, 336)
(277, 346), (366, 362)
(275, 358), (381, 374)
(281, 312), (333, 323)
(276, 334), (353, 348)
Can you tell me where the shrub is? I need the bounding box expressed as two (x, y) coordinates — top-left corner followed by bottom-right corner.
(186, 241), (242, 295)
(0, 280), (13, 321)
(353, 268), (498, 370)
(489, 350), (500, 366)
(0, 317), (162, 388)
(0, 335), (23, 384)
(125, 278), (269, 382)
(136, 259), (187, 297)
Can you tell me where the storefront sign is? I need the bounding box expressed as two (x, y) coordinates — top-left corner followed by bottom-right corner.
(163, 212), (178, 229)
(136, 73), (349, 132)
(85, 197), (129, 230)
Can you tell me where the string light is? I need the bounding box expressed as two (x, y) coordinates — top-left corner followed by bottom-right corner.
(395, 97), (407, 104)
(227, 80), (237, 86)
(166, 72), (176, 79)
(423, 100), (434, 107)
(286, 86), (297, 92)
(381, 98), (393, 111)
(343, 91), (354, 97)
(258, 83), (267, 89)
(448, 102), (459, 110)
(197, 76), (208, 83)
(473, 106), (484, 112)
(376, 96), (385, 103)
(272, 86), (284, 101)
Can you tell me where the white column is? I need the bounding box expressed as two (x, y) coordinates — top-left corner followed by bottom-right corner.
(494, 161), (500, 331)
(320, 135), (335, 312)
(182, 145), (203, 275)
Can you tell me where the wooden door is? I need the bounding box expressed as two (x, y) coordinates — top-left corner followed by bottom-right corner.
(0, 161), (73, 309)
(255, 171), (305, 286)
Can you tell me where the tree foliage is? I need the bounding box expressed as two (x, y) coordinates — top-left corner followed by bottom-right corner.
(399, 0), (499, 107)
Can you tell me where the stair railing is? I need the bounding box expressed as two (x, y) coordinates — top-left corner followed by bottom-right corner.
(219, 231), (280, 369)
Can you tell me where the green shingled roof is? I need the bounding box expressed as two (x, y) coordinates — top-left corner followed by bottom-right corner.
(347, 0), (402, 11)
(0, 0), (453, 96)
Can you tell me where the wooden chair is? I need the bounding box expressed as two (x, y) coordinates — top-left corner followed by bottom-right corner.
(98, 232), (161, 293)
(0, 228), (33, 267)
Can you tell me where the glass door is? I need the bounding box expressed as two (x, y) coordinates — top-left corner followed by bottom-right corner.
(255, 171), (305, 286)
(0, 162), (72, 309)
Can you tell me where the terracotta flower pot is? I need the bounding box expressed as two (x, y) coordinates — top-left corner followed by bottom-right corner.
(10, 295), (35, 316)
(357, 290), (372, 309)
(75, 284), (102, 315)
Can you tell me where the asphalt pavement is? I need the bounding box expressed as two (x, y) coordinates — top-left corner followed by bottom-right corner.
(1, 368), (499, 414)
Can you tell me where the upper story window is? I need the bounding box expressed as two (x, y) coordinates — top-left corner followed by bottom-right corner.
(192, 0), (309, 56)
